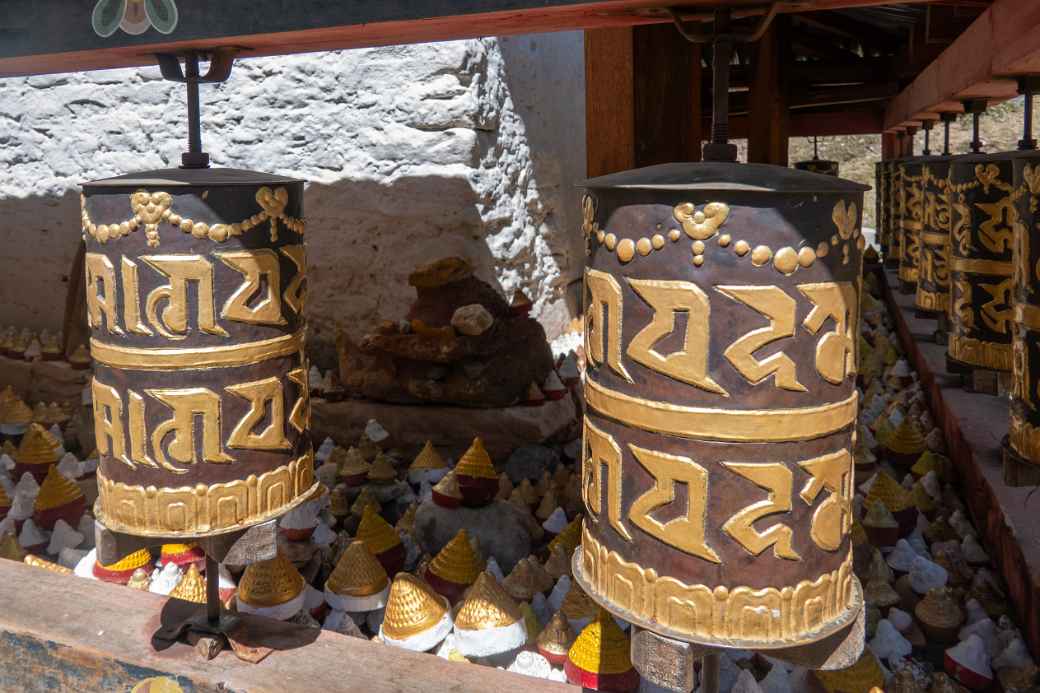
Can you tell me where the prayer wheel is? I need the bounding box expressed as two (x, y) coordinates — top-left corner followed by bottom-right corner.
(914, 154), (953, 318)
(898, 158), (924, 293)
(1009, 151), (1040, 466)
(82, 167), (317, 538)
(574, 162), (865, 650)
(887, 159), (905, 269)
(946, 153), (1016, 375)
(876, 162), (888, 262)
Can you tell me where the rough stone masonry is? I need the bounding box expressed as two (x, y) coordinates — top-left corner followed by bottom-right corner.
(0, 34), (586, 365)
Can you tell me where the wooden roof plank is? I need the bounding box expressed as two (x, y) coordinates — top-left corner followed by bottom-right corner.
(884, 0), (1040, 130)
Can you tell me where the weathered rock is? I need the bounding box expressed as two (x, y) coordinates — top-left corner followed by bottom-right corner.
(503, 444), (560, 484)
(311, 394), (577, 460)
(414, 499), (531, 572)
(451, 304), (494, 336)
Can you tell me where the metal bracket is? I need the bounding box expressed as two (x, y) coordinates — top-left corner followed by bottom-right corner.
(154, 48), (239, 169)
(666, 3), (781, 44)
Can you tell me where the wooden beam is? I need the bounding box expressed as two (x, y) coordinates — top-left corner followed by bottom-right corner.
(585, 24), (700, 177)
(884, 0), (1040, 131)
(0, 559), (571, 692)
(0, 0), (968, 78)
(725, 107), (884, 138)
(748, 16), (789, 165)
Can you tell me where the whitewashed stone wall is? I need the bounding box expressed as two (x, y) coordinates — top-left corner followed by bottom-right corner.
(0, 34), (586, 364)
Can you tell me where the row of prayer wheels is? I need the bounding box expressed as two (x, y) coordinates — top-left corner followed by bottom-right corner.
(874, 93), (1040, 484)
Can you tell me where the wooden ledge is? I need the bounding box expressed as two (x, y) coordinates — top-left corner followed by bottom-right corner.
(878, 269), (1040, 660)
(0, 559), (574, 692)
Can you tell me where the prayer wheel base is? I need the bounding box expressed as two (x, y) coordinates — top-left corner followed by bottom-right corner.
(946, 355), (971, 376)
(1001, 439), (1040, 487)
(967, 369), (1011, 397)
(899, 280), (917, 295)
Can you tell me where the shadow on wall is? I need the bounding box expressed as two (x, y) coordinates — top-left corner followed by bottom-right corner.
(497, 33), (587, 337)
(0, 190), (81, 331)
(302, 173), (493, 368)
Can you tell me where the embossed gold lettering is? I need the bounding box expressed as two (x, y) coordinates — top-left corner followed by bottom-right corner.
(147, 387), (233, 471)
(216, 249), (286, 326)
(585, 269), (632, 382)
(626, 278), (725, 394)
(628, 445), (720, 563)
(120, 257), (152, 335)
(286, 364), (310, 433)
(91, 378), (127, 465)
(85, 253), (123, 335)
(225, 376), (291, 450)
(583, 417), (631, 541)
(798, 450), (854, 551)
(280, 245), (307, 316)
(721, 462), (800, 560)
(717, 285), (805, 392)
(800, 282), (858, 384)
(141, 255), (228, 339)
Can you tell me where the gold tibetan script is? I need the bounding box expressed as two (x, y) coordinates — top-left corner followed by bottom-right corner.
(627, 278), (725, 394)
(85, 250), (305, 337)
(721, 462), (801, 561)
(92, 374), (306, 472)
(799, 282), (858, 384)
(585, 269), (632, 382)
(584, 274), (859, 390)
(628, 444), (720, 563)
(217, 250), (286, 326)
(717, 285), (805, 392)
(583, 417), (631, 540)
(798, 450), (853, 551)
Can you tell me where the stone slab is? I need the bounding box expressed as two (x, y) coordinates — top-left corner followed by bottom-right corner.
(880, 269), (1040, 660)
(311, 393), (578, 460)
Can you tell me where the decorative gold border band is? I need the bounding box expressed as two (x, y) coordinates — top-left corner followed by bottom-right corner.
(921, 232), (948, 245)
(948, 334), (1012, 371)
(898, 265), (919, 282)
(574, 526), (860, 649)
(949, 257), (1013, 276)
(902, 221), (923, 231)
(1009, 414), (1040, 466)
(584, 378), (857, 442)
(95, 451), (317, 537)
(1015, 304), (1040, 331)
(91, 331), (303, 371)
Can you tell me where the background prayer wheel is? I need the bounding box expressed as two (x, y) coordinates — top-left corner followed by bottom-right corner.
(876, 162), (889, 263)
(887, 159), (905, 269)
(1009, 151), (1040, 464)
(898, 159), (924, 293)
(914, 154), (953, 319)
(82, 168), (317, 538)
(574, 162), (865, 650)
(946, 153), (1016, 375)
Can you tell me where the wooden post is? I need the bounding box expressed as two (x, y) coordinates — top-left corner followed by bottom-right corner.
(882, 132), (900, 160)
(748, 16), (789, 165)
(585, 25), (702, 178)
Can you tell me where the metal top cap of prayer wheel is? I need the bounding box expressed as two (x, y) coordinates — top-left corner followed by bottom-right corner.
(82, 166), (316, 539)
(575, 162), (865, 651)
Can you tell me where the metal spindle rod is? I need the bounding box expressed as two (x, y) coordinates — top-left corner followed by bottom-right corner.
(971, 111), (981, 152)
(942, 115), (952, 156)
(185, 53), (202, 157)
(707, 9), (734, 157)
(922, 121), (931, 155)
(206, 555), (220, 627)
(701, 652), (720, 693)
(1020, 77), (1037, 151)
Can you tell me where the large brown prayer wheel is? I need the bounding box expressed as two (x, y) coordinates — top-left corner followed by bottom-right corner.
(898, 159), (924, 292)
(82, 168), (317, 538)
(915, 155), (953, 318)
(794, 159), (839, 176)
(1009, 152), (1040, 464)
(574, 163), (865, 649)
(877, 161), (889, 262)
(947, 154), (1015, 374)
